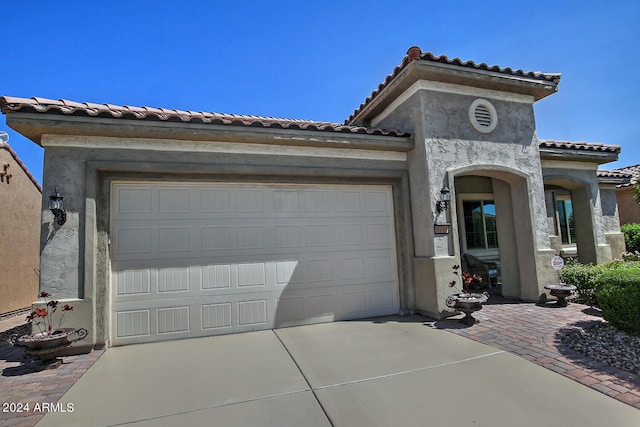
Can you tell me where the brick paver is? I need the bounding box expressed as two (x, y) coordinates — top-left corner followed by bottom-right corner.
(433, 295), (640, 410)
(0, 321), (104, 427)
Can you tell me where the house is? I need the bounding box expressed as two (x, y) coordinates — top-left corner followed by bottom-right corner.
(0, 46), (629, 348)
(612, 164), (640, 225)
(0, 139), (41, 316)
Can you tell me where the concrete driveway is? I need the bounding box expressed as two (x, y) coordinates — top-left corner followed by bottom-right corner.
(37, 317), (639, 426)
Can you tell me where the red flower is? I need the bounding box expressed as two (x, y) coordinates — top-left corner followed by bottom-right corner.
(34, 307), (48, 318)
(62, 304), (74, 312)
(39, 291), (51, 298)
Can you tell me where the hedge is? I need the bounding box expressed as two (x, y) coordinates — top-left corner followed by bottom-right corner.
(560, 260), (639, 307)
(560, 262), (607, 307)
(594, 268), (640, 335)
(621, 223), (640, 253)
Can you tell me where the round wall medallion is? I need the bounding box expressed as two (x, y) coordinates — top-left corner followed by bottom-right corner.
(468, 98), (497, 134)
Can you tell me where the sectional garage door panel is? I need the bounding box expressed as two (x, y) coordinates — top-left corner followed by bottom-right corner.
(111, 183), (399, 345)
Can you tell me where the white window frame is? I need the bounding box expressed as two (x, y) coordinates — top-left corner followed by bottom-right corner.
(457, 193), (499, 259)
(554, 194), (576, 246)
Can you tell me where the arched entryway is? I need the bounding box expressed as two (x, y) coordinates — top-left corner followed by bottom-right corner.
(451, 168), (540, 300)
(543, 177), (602, 264)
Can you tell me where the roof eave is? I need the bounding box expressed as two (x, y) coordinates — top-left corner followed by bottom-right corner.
(539, 147), (619, 165)
(5, 113), (414, 152)
(599, 176), (631, 186)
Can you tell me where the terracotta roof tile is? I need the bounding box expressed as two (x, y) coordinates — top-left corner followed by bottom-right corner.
(0, 141), (42, 192)
(0, 96), (411, 138)
(597, 169), (633, 179)
(612, 164), (640, 186)
(346, 46), (561, 125)
(538, 140), (621, 154)
(613, 163), (640, 176)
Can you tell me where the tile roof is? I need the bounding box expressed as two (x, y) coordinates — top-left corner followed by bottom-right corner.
(0, 96), (410, 138)
(0, 141), (42, 192)
(538, 140), (621, 154)
(597, 169), (633, 179)
(346, 46), (562, 125)
(612, 164), (640, 187)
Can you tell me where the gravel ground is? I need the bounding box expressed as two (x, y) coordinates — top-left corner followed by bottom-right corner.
(560, 322), (640, 375)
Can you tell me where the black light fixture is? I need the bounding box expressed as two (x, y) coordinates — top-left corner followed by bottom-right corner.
(49, 187), (67, 225)
(434, 186), (452, 234)
(436, 187), (451, 214)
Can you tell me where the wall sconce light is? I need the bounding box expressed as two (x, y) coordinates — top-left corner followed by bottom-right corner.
(48, 187), (67, 225)
(436, 187), (451, 214)
(434, 187), (451, 234)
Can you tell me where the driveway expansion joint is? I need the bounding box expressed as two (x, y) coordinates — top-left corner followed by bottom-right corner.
(312, 350), (506, 391)
(272, 329), (335, 427)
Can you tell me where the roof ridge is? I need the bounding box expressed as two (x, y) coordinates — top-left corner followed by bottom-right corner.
(345, 46), (561, 125)
(613, 163), (640, 171)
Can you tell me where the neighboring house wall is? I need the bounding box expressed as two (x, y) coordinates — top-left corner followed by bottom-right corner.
(0, 143), (41, 315)
(617, 186), (640, 225)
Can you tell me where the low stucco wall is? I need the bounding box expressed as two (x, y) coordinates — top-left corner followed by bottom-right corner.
(413, 256), (457, 318)
(605, 233), (626, 259)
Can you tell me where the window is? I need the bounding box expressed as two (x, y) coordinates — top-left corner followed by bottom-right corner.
(556, 197), (576, 244)
(462, 200), (498, 250)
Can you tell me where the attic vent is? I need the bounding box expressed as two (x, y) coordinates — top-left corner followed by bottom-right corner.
(468, 99), (497, 134)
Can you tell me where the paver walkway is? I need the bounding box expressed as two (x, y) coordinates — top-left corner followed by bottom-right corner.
(0, 321), (104, 427)
(432, 296), (640, 409)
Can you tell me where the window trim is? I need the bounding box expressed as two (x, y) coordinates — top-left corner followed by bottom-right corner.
(457, 193), (499, 257)
(554, 194), (576, 245)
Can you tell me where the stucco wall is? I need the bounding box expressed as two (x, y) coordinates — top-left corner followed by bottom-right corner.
(600, 186), (622, 233)
(542, 166), (613, 264)
(375, 87), (556, 314)
(38, 135), (415, 345)
(0, 149), (41, 315)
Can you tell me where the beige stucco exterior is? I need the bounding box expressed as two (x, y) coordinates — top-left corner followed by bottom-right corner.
(0, 143), (41, 315)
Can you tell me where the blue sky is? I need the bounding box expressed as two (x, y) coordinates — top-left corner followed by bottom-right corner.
(1, 1), (638, 185)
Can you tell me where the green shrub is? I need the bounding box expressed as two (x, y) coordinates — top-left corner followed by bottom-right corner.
(560, 263), (605, 307)
(621, 223), (640, 253)
(560, 260), (639, 307)
(594, 268), (640, 335)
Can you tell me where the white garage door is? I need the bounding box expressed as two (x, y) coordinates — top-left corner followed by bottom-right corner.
(110, 182), (399, 345)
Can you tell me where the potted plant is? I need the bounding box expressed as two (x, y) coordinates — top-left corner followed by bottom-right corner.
(445, 264), (489, 325)
(10, 292), (87, 364)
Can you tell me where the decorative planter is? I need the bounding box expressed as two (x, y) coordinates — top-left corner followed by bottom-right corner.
(446, 292), (489, 325)
(544, 284), (577, 307)
(10, 328), (88, 360)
